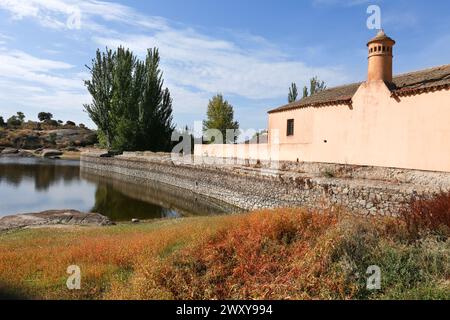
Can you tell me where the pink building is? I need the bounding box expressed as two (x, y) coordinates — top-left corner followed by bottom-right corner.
(196, 31), (450, 172)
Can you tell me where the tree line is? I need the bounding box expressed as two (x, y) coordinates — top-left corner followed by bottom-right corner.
(288, 77), (327, 103)
(0, 112), (82, 129)
(3, 47), (327, 151)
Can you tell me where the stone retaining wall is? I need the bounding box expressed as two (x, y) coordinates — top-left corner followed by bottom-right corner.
(81, 152), (450, 216)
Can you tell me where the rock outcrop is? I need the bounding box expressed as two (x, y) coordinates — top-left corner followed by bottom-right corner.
(0, 210), (114, 232)
(0, 126), (97, 150)
(41, 149), (63, 158)
(1, 147), (18, 154)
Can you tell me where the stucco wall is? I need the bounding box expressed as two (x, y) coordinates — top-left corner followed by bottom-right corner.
(196, 82), (450, 172)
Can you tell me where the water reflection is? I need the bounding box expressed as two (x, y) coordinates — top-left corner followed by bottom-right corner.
(0, 158), (79, 191)
(90, 182), (180, 220)
(0, 158), (238, 221)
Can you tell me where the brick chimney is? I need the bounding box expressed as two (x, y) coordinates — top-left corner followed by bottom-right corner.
(367, 30), (396, 83)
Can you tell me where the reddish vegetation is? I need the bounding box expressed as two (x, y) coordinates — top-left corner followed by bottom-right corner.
(401, 191), (450, 239)
(0, 194), (449, 300)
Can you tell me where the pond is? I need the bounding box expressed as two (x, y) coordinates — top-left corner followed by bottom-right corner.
(0, 158), (237, 221)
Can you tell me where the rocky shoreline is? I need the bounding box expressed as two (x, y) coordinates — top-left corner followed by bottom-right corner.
(0, 210), (114, 232)
(0, 147), (92, 161)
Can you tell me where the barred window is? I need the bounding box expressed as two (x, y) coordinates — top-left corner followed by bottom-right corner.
(287, 119), (294, 136)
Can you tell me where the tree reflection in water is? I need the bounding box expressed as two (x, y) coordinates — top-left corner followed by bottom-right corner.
(0, 158), (239, 221)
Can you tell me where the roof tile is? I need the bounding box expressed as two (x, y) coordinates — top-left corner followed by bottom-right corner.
(268, 64), (450, 114)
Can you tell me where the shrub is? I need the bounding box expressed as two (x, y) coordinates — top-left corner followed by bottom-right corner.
(109, 210), (449, 300)
(44, 119), (59, 127)
(47, 133), (57, 145)
(16, 112), (25, 122)
(37, 112), (53, 122)
(0, 209), (448, 300)
(6, 116), (22, 128)
(401, 191), (450, 239)
(65, 121), (76, 126)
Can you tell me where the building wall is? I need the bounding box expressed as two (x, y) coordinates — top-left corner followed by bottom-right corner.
(195, 81), (450, 172)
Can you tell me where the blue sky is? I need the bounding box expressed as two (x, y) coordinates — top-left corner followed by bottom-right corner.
(0, 0), (449, 131)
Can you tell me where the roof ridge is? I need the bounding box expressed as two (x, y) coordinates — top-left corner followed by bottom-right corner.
(268, 63), (450, 114)
(315, 64), (450, 92)
(393, 64), (450, 79)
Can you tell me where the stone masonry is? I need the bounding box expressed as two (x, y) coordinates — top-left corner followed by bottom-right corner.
(80, 152), (450, 216)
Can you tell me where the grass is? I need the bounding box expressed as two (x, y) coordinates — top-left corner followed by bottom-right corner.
(0, 200), (449, 300)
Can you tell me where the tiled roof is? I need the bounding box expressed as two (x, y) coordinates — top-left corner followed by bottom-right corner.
(268, 64), (450, 114)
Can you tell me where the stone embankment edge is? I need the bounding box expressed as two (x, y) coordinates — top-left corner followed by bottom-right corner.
(80, 153), (450, 216)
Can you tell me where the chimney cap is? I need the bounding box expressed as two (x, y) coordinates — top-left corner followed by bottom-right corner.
(367, 29), (396, 46)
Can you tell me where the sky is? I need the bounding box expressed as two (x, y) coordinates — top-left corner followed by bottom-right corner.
(0, 0), (449, 131)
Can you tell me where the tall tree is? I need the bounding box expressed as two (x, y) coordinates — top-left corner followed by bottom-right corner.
(84, 48), (115, 149)
(303, 76), (327, 98)
(203, 94), (239, 144)
(84, 47), (174, 151)
(288, 82), (298, 103)
(309, 76), (327, 95)
(0, 116), (5, 127)
(302, 86), (309, 99)
(136, 49), (175, 152)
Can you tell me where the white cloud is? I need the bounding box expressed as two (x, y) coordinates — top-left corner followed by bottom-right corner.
(0, 48), (90, 124)
(0, 49), (82, 90)
(0, 0), (351, 128)
(93, 30), (347, 101)
(0, 0), (168, 32)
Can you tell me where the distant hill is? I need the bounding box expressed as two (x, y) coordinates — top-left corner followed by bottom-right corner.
(0, 122), (97, 150)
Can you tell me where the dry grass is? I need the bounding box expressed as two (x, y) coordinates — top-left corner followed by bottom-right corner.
(401, 191), (450, 239)
(0, 203), (449, 300)
(0, 218), (233, 299)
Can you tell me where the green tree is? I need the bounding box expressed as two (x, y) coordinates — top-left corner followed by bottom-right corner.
(48, 132), (57, 145)
(16, 112), (25, 123)
(84, 47), (174, 151)
(288, 82), (298, 103)
(302, 86), (309, 99)
(303, 76), (327, 98)
(0, 116), (5, 127)
(135, 49), (175, 152)
(6, 115), (21, 127)
(38, 112), (53, 122)
(84, 48), (115, 149)
(203, 94), (239, 144)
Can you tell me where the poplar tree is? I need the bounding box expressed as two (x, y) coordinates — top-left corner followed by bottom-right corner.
(84, 47), (174, 151)
(288, 82), (298, 103)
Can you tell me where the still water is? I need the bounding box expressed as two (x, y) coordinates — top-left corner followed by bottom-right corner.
(0, 158), (236, 221)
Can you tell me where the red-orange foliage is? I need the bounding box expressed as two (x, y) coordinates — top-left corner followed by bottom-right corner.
(401, 191), (450, 238)
(1, 202), (448, 300)
(135, 209), (344, 300)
